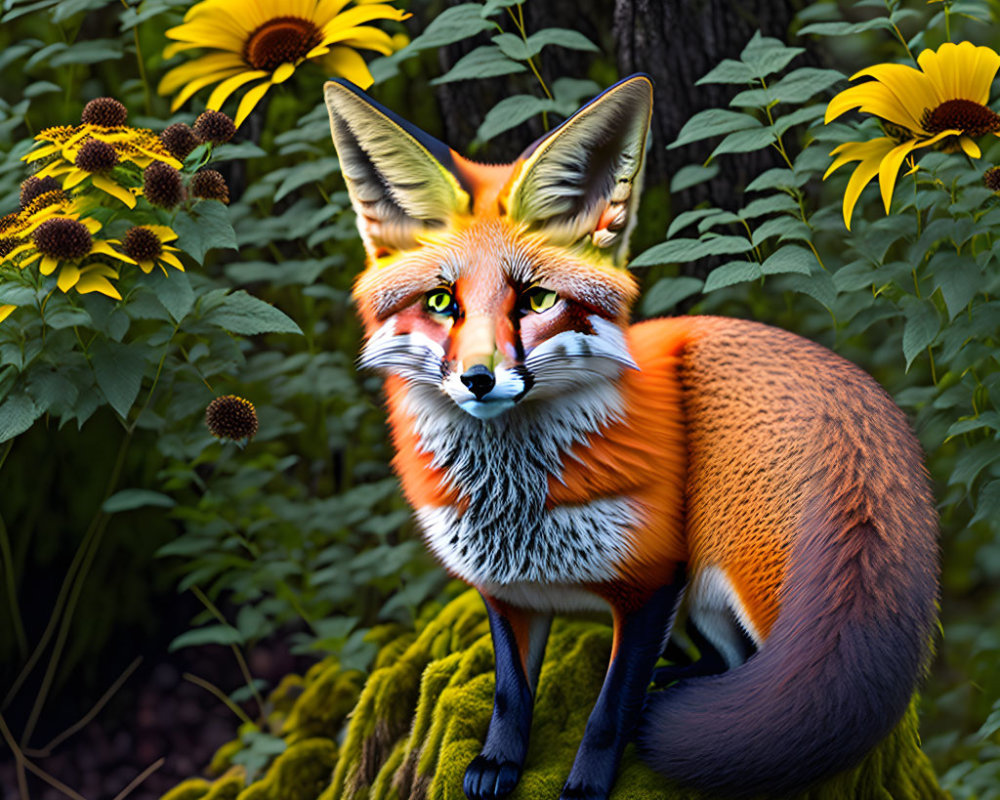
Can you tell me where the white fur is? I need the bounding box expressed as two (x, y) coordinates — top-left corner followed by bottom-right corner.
(687, 565), (762, 668)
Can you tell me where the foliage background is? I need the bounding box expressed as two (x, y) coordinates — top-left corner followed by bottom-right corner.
(0, 0), (998, 797)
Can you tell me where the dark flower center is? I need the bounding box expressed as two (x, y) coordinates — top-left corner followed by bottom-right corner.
(75, 138), (119, 172)
(0, 237), (15, 258)
(193, 110), (236, 145)
(922, 99), (1000, 137)
(33, 218), (91, 260)
(143, 161), (184, 209)
(122, 227), (162, 262)
(160, 123), (200, 159)
(20, 176), (62, 209)
(984, 167), (1000, 192)
(23, 190), (67, 218)
(243, 16), (323, 71)
(205, 395), (259, 440)
(81, 97), (128, 128)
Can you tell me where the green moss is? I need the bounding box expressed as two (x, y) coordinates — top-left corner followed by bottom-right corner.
(238, 739), (337, 800)
(202, 769), (245, 800)
(209, 739), (244, 775)
(162, 590), (946, 800)
(160, 779), (211, 800)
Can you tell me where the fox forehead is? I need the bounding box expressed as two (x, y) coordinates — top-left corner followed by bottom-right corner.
(352, 217), (639, 330)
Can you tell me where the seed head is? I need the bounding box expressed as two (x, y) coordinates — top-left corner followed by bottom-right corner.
(20, 176), (62, 209)
(205, 395), (258, 441)
(81, 97), (128, 127)
(143, 161), (184, 208)
(32, 218), (92, 260)
(985, 167), (1000, 192)
(160, 123), (200, 160)
(122, 227), (163, 262)
(75, 138), (119, 173)
(190, 169), (230, 204)
(193, 110), (236, 144)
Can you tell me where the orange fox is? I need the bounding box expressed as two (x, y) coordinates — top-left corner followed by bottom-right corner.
(323, 75), (939, 799)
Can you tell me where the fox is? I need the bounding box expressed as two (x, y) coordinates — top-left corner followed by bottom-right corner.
(323, 74), (939, 800)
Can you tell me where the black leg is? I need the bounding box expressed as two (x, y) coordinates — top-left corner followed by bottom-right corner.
(559, 579), (685, 800)
(464, 594), (551, 800)
(651, 618), (734, 687)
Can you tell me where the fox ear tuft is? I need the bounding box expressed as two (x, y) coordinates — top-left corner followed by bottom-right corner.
(324, 80), (470, 259)
(503, 75), (653, 265)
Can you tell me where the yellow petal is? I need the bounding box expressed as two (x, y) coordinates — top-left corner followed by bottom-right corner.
(958, 136), (981, 158)
(207, 69), (270, 110)
(158, 53), (245, 94)
(91, 240), (135, 263)
(91, 174), (137, 208)
(323, 26), (395, 55)
(321, 4), (408, 33)
(81, 217), (103, 234)
(40, 254), (59, 276)
(145, 225), (179, 243)
(824, 137), (896, 180)
(839, 139), (896, 230)
(75, 272), (121, 300)
(322, 46), (374, 89)
(139, 260), (154, 274)
(878, 140), (919, 213)
(64, 169), (89, 189)
(167, 68), (244, 111)
(0, 305), (15, 323)
(234, 81), (273, 128)
(316, 0), (353, 21)
(271, 62), (296, 84)
(160, 251), (185, 272)
(24, 143), (61, 162)
(57, 263), (81, 292)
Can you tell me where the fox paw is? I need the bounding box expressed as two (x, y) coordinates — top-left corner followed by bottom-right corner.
(558, 784), (608, 800)
(463, 755), (521, 800)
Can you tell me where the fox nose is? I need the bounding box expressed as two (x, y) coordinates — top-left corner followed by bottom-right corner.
(460, 365), (495, 400)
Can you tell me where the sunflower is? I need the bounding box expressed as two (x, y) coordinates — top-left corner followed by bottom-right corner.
(824, 42), (1000, 229)
(2, 206), (134, 299)
(158, 0), (409, 127)
(120, 225), (184, 275)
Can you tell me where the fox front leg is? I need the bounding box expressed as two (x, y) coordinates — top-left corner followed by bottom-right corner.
(559, 578), (685, 800)
(464, 594), (552, 800)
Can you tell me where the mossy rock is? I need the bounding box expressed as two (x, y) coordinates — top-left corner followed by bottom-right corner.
(161, 589), (946, 800)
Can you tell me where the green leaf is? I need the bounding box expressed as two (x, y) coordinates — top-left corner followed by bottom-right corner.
(103, 489), (176, 514)
(273, 157), (340, 201)
(408, 4), (496, 50)
(477, 94), (557, 141)
(433, 45), (527, 85)
(480, 0), (521, 16)
(44, 308), (91, 330)
(745, 167), (806, 193)
(709, 126), (776, 158)
(211, 141), (267, 161)
(930, 252), (981, 319)
(667, 209), (720, 238)
(90, 340), (145, 419)
(169, 624), (244, 651)
(730, 67), (844, 107)
(49, 39), (123, 66)
(173, 201), (237, 264)
(949, 440), (1000, 488)
(704, 261), (762, 292)
(739, 31), (804, 79)
(782, 271), (838, 310)
(771, 104), (826, 136)
(798, 18), (894, 36)
(0, 393), (41, 442)
(151, 270), (194, 323)
(492, 32), (532, 60)
(631, 235), (752, 267)
(739, 194), (800, 220)
(670, 163), (719, 193)
(971, 480), (1000, 526)
(524, 28), (599, 54)
(0, 285), (36, 306)
(761, 245), (816, 275)
(670, 109), (761, 149)
(641, 277), (704, 316)
(26, 369), (78, 416)
(751, 216), (811, 246)
(206, 291), (302, 336)
(697, 59), (756, 85)
(901, 300), (940, 369)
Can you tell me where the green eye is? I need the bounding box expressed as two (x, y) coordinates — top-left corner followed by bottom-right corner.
(526, 286), (558, 313)
(425, 288), (456, 315)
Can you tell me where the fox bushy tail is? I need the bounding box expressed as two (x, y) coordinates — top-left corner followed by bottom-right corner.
(639, 417), (939, 797)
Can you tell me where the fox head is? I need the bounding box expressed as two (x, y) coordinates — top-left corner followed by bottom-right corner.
(324, 76), (652, 420)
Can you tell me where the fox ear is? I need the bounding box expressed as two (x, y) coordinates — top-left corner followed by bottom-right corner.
(324, 80), (471, 258)
(503, 74), (653, 265)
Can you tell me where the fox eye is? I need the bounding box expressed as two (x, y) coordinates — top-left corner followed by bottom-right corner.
(525, 286), (558, 313)
(425, 287), (458, 316)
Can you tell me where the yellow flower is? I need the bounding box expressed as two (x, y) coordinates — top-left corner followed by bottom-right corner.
(824, 41), (1000, 229)
(158, 0), (409, 127)
(24, 125), (181, 208)
(121, 225), (185, 275)
(3, 208), (134, 300)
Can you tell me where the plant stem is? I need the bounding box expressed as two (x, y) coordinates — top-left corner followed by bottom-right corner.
(183, 672), (254, 725)
(0, 507), (27, 660)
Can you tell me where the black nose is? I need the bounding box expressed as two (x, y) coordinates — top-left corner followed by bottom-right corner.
(460, 364), (495, 400)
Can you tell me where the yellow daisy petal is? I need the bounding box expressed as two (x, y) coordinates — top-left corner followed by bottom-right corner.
(91, 240), (136, 263)
(160, 251), (185, 272)
(167, 68), (244, 111)
(322, 46), (375, 89)
(57, 263), (81, 292)
(158, 53), (246, 94)
(138, 260), (154, 274)
(207, 69), (271, 110)
(323, 26), (395, 55)
(145, 225), (179, 243)
(63, 169), (89, 189)
(234, 81), (273, 128)
(959, 136), (981, 158)
(91, 174), (137, 208)
(81, 217), (102, 234)
(0, 305), (15, 323)
(75, 271), (122, 300)
(40, 254), (59, 276)
(271, 62), (296, 84)
(878, 140), (919, 213)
